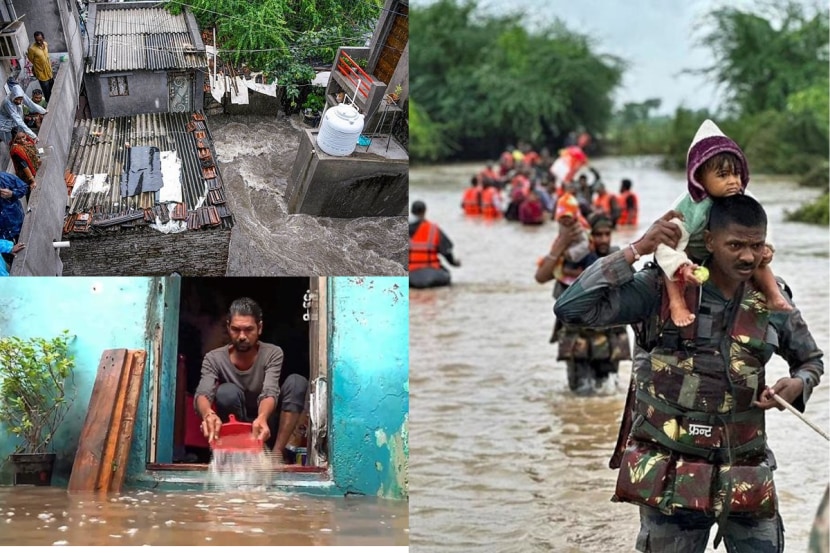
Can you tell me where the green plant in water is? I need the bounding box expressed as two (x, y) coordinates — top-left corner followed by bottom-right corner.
(0, 330), (76, 454)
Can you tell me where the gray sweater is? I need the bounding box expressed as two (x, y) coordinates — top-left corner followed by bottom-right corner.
(193, 342), (284, 416)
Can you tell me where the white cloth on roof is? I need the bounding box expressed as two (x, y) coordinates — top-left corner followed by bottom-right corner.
(159, 150), (183, 204)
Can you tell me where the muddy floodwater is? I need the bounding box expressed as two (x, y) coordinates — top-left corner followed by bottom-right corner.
(409, 156), (830, 552)
(0, 486), (408, 546)
(207, 114), (408, 276)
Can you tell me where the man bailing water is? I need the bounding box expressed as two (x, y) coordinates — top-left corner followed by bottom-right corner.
(194, 297), (308, 466)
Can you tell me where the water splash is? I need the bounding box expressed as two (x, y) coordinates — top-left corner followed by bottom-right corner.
(205, 449), (277, 491)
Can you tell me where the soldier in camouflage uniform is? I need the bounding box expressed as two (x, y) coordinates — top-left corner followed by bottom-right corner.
(536, 213), (631, 394)
(554, 195), (824, 553)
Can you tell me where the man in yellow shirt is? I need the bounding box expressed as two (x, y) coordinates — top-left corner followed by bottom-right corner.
(26, 31), (53, 102)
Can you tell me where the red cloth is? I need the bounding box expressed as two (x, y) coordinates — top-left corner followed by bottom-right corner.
(519, 198), (544, 224)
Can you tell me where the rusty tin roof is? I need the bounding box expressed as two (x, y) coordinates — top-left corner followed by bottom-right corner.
(87, 5), (207, 73)
(63, 112), (233, 236)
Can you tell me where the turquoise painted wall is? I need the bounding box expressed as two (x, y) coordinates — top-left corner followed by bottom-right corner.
(329, 276), (409, 499)
(0, 276), (410, 499)
(0, 277), (158, 485)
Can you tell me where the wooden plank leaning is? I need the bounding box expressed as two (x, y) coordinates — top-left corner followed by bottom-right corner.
(67, 349), (146, 493)
(110, 350), (147, 492)
(68, 349), (129, 492)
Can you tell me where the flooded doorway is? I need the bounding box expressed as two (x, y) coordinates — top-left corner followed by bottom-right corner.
(162, 277), (323, 471)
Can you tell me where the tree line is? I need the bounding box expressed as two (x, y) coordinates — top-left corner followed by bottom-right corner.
(411, 0), (828, 224)
(608, 3), (828, 224)
(409, 0), (624, 162)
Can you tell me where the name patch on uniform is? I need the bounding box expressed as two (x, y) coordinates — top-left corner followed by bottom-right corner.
(688, 423), (712, 437)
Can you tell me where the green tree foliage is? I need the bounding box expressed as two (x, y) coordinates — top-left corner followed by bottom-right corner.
(617, 99), (662, 126)
(410, 0), (623, 162)
(785, 192), (829, 225)
(696, 3), (828, 117)
(648, 3), (828, 191)
(606, 99), (673, 156)
(164, 0), (381, 86)
(410, 99), (455, 163)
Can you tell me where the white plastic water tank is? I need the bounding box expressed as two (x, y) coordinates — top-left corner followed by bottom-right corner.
(316, 103), (365, 156)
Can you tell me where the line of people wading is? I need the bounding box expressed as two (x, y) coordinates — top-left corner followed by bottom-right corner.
(409, 121), (827, 551)
(409, 135), (641, 392)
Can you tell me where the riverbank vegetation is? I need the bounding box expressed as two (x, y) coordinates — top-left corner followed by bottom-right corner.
(410, 0), (623, 162)
(608, 3), (829, 224)
(411, 1), (827, 224)
(165, 0), (382, 110)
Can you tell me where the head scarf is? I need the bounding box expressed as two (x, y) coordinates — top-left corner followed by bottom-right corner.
(686, 119), (749, 202)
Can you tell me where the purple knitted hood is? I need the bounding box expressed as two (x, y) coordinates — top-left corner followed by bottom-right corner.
(686, 119), (749, 202)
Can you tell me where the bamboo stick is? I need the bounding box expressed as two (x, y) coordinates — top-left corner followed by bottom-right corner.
(771, 389), (830, 442)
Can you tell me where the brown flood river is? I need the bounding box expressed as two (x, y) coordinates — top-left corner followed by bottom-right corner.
(409, 156), (829, 552)
(0, 487), (408, 546)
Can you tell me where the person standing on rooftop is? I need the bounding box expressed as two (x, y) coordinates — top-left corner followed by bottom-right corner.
(26, 31), (54, 102)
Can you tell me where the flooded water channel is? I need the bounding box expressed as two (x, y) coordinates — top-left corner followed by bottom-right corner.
(0, 487), (408, 546)
(207, 114), (407, 276)
(409, 156), (830, 552)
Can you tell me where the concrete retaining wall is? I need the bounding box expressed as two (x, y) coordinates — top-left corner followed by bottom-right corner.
(60, 227), (231, 276)
(286, 129), (408, 218)
(11, 1), (84, 276)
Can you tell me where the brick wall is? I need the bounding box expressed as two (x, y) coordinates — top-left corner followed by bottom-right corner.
(60, 227), (231, 276)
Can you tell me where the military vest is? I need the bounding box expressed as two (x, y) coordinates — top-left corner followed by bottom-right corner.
(614, 279), (778, 518)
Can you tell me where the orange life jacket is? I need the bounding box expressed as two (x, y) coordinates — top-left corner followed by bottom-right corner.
(593, 193), (614, 217)
(481, 187), (501, 218)
(479, 167), (500, 186)
(409, 220), (441, 271)
(617, 190), (638, 226)
(461, 187), (482, 215)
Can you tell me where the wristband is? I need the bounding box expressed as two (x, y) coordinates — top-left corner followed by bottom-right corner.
(629, 243), (641, 261)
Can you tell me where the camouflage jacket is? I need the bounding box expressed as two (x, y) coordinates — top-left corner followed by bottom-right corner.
(556, 249), (824, 517)
(553, 249), (824, 411)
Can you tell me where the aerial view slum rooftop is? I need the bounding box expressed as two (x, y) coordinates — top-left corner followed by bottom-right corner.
(64, 113), (232, 236)
(83, 5), (207, 74)
(61, 3), (232, 276)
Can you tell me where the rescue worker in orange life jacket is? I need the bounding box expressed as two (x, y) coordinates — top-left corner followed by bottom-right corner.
(409, 200), (461, 289)
(617, 178), (639, 227)
(592, 181), (621, 228)
(461, 176), (482, 215)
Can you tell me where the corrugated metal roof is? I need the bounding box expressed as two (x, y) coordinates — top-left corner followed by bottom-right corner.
(88, 6), (207, 73)
(63, 113), (233, 235)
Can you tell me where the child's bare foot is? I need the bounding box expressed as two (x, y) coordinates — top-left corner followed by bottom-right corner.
(766, 291), (793, 312)
(670, 303), (696, 327)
